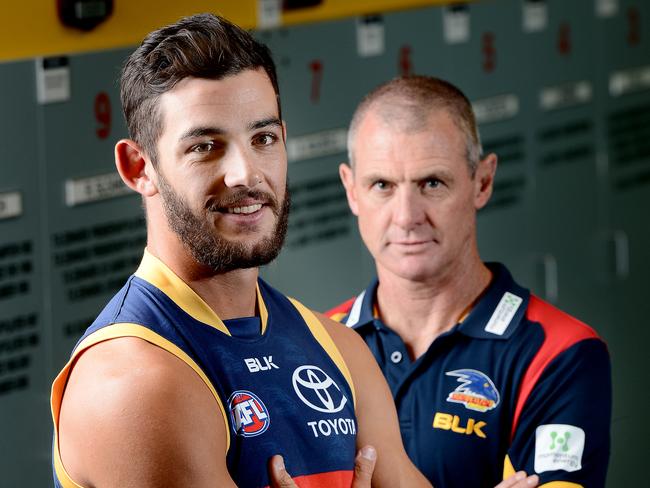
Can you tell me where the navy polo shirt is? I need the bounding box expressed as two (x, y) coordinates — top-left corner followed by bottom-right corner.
(328, 263), (611, 488)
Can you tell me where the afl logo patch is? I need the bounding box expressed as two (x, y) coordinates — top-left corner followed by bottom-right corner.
(292, 365), (348, 414)
(445, 369), (500, 412)
(228, 390), (270, 437)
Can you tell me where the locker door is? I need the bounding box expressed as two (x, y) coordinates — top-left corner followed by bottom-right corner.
(256, 21), (376, 309)
(0, 60), (50, 487)
(593, 1), (650, 485)
(36, 49), (144, 378)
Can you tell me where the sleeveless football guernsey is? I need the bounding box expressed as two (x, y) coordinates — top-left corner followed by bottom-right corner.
(51, 251), (357, 487)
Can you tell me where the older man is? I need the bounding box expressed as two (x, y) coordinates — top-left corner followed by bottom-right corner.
(329, 76), (611, 488)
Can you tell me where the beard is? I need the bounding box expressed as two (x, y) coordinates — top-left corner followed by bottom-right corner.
(157, 173), (290, 274)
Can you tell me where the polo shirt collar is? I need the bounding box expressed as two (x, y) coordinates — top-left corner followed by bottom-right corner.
(344, 279), (379, 329)
(347, 263), (529, 340)
(458, 263), (529, 339)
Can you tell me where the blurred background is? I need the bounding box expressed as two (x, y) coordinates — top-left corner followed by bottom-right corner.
(0, 0), (647, 486)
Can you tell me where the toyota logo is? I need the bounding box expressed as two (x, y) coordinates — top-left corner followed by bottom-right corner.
(292, 365), (348, 414)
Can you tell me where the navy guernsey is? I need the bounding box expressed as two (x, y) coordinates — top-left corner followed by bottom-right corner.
(328, 263), (611, 488)
(52, 250), (357, 488)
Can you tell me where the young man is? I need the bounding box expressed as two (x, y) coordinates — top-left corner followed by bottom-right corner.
(329, 76), (611, 488)
(50, 14), (423, 488)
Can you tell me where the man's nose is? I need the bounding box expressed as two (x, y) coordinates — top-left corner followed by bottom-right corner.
(393, 188), (426, 230)
(222, 145), (261, 188)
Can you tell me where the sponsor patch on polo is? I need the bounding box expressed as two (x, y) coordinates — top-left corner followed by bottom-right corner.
(484, 292), (523, 335)
(534, 424), (585, 473)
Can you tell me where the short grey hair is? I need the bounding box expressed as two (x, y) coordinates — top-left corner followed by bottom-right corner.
(347, 76), (482, 175)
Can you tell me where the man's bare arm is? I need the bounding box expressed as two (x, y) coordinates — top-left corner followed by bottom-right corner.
(317, 313), (430, 487)
(58, 336), (235, 488)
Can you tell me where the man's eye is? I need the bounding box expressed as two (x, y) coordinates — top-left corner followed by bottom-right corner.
(424, 179), (441, 189)
(191, 142), (215, 153)
(373, 180), (389, 190)
(253, 133), (278, 146)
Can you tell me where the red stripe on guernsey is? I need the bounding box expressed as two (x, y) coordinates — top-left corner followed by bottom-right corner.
(265, 470), (353, 488)
(325, 297), (355, 318)
(511, 295), (599, 440)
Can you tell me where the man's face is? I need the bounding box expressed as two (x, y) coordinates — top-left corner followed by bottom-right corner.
(341, 109), (492, 283)
(152, 69), (289, 274)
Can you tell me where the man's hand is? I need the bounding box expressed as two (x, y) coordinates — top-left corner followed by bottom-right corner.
(268, 446), (377, 488)
(495, 471), (539, 488)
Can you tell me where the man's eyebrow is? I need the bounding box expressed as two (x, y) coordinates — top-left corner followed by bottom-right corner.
(179, 126), (225, 141)
(249, 117), (282, 131)
(360, 172), (391, 184)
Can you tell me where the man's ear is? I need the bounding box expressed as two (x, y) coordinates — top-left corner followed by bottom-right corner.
(281, 121), (287, 144)
(115, 139), (158, 197)
(474, 153), (497, 210)
(339, 163), (359, 216)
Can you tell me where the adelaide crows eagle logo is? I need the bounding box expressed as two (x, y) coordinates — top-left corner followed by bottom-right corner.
(445, 369), (500, 412)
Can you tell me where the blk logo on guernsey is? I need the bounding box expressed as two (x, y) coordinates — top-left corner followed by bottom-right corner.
(244, 355), (279, 373)
(228, 390), (270, 437)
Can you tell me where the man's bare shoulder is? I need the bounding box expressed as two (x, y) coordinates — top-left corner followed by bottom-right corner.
(58, 336), (233, 487)
(312, 312), (431, 487)
(313, 311), (375, 372)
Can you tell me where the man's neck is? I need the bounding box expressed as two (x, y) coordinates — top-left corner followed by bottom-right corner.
(375, 259), (492, 360)
(147, 239), (259, 321)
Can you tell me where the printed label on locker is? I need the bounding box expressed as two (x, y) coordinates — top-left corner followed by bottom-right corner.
(357, 15), (385, 58)
(443, 5), (470, 44)
(539, 81), (592, 111)
(287, 128), (348, 163)
(523, 0), (548, 33)
(258, 0), (281, 29)
(609, 65), (650, 97)
(0, 191), (23, 220)
(472, 94), (519, 124)
(65, 172), (132, 207)
(595, 0), (618, 18)
(35, 56), (70, 104)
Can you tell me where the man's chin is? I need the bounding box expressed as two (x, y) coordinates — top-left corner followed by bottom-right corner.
(192, 235), (284, 274)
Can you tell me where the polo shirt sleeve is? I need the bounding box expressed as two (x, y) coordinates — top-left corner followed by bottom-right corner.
(505, 338), (612, 488)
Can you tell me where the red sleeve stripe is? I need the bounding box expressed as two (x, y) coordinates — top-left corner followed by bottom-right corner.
(325, 297), (356, 319)
(511, 295), (599, 439)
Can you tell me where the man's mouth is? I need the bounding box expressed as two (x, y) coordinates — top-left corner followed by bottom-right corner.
(226, 204), (263, 215)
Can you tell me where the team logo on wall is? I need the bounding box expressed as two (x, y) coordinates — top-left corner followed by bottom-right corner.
(292, 365), (348, 413)
(445, 369), (500, 412)
(228, 390), (270, 437)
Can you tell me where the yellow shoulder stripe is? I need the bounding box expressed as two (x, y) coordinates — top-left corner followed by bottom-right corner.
(134, 250), (270, 335)
(288, 298), (356, 409)
(51, 323), (230, 488)
(135, 250), (231, 335)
